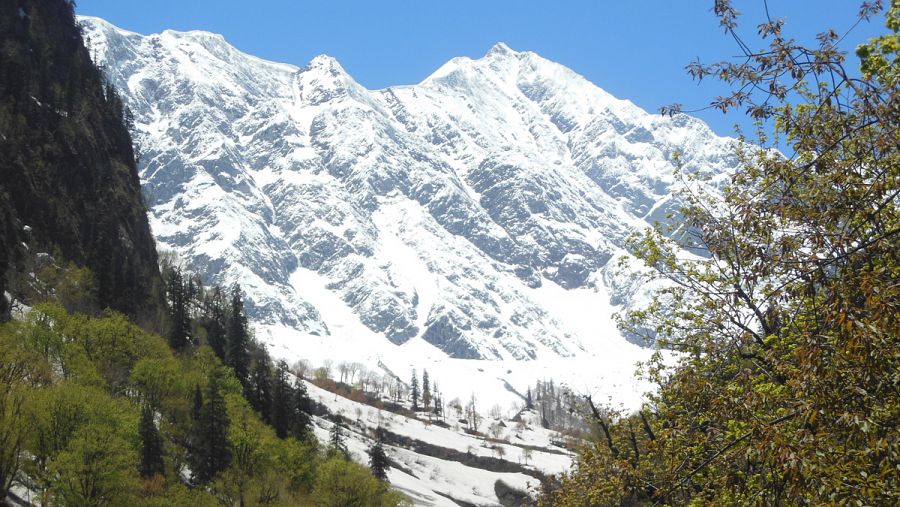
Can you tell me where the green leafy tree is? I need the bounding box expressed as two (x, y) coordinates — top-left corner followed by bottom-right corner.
(0, 322), (41, 502)
(47, 425), (138, 507)
(312, 457), (405, 507)
(543, 2), (899, 505)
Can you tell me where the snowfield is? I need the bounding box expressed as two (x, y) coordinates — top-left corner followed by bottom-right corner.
(304, 379), (571, 506)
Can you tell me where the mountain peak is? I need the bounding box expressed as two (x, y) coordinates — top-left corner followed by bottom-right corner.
(486, 42), (517, 58)
(305, 54), (347, 74)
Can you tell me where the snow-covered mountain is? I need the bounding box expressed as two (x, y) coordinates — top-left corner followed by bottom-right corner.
(78, 17), (737, 410)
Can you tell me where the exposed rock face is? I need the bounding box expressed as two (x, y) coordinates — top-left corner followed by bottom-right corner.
(80, 18), (737, 359)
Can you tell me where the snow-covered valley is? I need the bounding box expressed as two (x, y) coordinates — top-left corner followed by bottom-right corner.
(303, 379), (569, 506)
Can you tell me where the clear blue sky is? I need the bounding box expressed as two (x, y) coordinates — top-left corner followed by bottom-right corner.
(76, 1), (885, 138)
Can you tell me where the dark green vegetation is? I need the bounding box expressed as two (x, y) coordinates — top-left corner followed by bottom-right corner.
(539, 2), (899, 505)
(0, 0), (164, 327)
(0, 298), (405, 506)
(0, 1), (406, 504)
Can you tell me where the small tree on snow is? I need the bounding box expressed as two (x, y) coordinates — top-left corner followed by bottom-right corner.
(410, 369), (419, 412)
(328, 420), (348, 459)
(368, 430), (390, 482)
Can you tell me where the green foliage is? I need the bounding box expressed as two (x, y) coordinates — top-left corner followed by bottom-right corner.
(312, 457), (407, 507)
(0, 1), (403, 503)
(0, 301), (403, 504)
(36, 261), (99, 314)
(46, 424), (138, 507)
(544, 2), (900, 505)
(0, 321), (45, 501)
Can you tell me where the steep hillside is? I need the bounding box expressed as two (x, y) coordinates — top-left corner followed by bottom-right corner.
(0, 1), (164, 325)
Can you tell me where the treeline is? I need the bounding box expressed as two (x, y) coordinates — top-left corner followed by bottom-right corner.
(0, 259), (405, 506)
(304, 359), (448, 422)
(522, 379), (590, 436)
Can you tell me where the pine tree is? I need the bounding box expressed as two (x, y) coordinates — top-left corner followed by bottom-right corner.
(422, 370), (431, 411)
(410, 369), (419, 412)
(328, 420), (348, 459)
(368, 431), (390, 482)
(193, 373), (231, 483)
(526, 387), (534, 410)
(166, 266), (190, 350)
(226, 284), (250, 383)
(247, 348), (272, 423)
(203, 286), (227, 360)
(292, 377), (313, 440)
(271, 360), (293, 439)
(138, 404), (165, 478)
(431, 382), (442, 418)
(192, 383), (203, 424)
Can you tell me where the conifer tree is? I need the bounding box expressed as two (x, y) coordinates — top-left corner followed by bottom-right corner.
(328, 420), (348, 459)
(368, 431), (390, 482)
(421, 370), (431, 411)
(193, 374), (231, 483)
(292, 377), (313, 440)
(526, 387), (534, 410)
(138, 404), (165, 478)
(202, 286), (227, 360)
(410, 369), (419, 412)
(192, 383), (203, 424)
(247, 348), (272, 423)
(431, 382), (442, 418)
(166, 266), (190, 350)
(271, 360), (292, 439)
(226, 284), (250, 383)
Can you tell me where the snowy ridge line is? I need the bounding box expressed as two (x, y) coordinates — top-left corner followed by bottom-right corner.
(79, 15), (733, 414)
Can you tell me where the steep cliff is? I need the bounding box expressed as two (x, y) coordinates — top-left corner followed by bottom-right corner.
(0, 0), (164, 324)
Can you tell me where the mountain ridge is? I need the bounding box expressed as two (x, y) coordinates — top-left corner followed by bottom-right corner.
(77, 16), (737, 368)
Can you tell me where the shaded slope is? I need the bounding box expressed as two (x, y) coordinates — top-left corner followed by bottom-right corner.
(0, 0), (164, 325)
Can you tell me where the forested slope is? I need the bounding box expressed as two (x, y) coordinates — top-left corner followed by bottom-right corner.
(0, 0), (163, 325)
